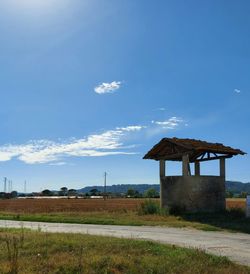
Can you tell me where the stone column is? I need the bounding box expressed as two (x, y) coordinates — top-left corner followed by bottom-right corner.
(219, 158), (226, 210)
(182, 154), (189, 176)
(160, 160), (166, 178)
(194, 161), (200, 176)
(159, 160), (165, 208)
(220, 158), (226, 179)
(246, 196), (250, 218)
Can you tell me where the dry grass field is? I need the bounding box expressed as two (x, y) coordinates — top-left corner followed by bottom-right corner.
(226, 198), (246, 210)
(0, 198), (246, 214)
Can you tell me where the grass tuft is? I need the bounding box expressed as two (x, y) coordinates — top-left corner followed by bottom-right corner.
(138, 199), (162, 215)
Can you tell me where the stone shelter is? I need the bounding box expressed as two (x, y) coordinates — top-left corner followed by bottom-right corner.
(143, 138), (246, 212)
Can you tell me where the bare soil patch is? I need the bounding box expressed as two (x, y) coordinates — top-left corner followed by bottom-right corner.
(0, 198), (246, 214)
(0, 198), (145, 214)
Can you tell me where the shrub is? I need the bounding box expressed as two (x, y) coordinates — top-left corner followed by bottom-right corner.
(144, 188), (159, 198)
(138, 200), (161, 215)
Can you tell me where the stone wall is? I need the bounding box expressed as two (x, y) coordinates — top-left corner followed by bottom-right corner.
(161, 176), (226, 212)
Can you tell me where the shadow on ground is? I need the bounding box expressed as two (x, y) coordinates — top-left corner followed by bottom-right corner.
(182, 209), (250, 234)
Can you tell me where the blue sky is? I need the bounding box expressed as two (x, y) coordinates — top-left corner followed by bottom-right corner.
(0, 0), (249, 192)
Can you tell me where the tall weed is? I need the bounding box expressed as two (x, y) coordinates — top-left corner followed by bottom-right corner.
(0, 231), (24, 274)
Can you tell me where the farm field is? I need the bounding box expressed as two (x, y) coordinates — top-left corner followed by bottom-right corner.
(0, 198), (246, 213)
(0, 228), (249, 274)
(0, 198), (248, 233)
(226, 198), (246, 209)
(0, 198), (145, 213)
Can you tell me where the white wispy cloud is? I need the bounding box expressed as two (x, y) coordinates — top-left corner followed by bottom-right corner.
(154, 107), (166, 111)
(0, 116), (185, 165)
(49, 162), (67, 166)
(234, 88), (241, 94)
(146, 116), (184, 137)
(94, 81), (122, 94)
(116, 125), (146, 131)
(0, 126), (143, 164)
(151, 117), (183, 129)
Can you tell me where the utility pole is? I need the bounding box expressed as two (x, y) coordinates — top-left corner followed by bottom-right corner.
(8, 180), (11, 193)
(24, 180), (27, 194)
(3, 177), (7, 193)
(104, 172), (107, 200)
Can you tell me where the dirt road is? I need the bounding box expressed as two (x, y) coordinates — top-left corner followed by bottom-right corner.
(0, 220), (249, 267)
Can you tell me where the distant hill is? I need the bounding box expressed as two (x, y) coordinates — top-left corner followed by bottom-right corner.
(78, 184), (160, 194)
(226, 181), (250, 194)
(78, 181), (250, 194)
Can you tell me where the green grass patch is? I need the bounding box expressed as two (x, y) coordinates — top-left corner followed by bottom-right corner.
(0, 229), (249, 274)
(0, 211), (220, 231)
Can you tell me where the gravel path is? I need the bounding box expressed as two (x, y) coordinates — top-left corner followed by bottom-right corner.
(0, 220), (250, 267)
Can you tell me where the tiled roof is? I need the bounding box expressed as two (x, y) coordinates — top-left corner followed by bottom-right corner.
(143, 137), (246, 162)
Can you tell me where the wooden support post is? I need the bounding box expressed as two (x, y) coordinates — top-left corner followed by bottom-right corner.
(194, 161), (200, 176)
(220, 158), (226, 179)
(182, 154), (189, 176)
(159, 160), (165, 208)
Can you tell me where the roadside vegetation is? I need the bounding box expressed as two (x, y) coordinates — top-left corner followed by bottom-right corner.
(0, 228), (249, 274)
(0, 198), (249, 234)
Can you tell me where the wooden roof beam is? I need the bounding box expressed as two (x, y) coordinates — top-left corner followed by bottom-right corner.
(153, 150), (194, 161)
(193, 154), (233, 163)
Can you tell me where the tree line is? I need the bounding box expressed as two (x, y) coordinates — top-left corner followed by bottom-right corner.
(39, 187), (160, 198)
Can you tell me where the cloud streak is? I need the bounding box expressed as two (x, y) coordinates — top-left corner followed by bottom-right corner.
(94, 81), (122, 94)
(154, 107), (166, 111)
(151, 117), (183, 129)
(0, 126), (142, 164)
(0, 117), (185, 165)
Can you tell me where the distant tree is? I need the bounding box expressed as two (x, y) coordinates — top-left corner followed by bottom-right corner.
(126, 188), (141, 198)
(42, 189), (52, 196)
(226, 191), (234, 198)
(89, 189), (99, 196)
(68, 189), (77, 196)
(144, 188), (159, 198)
(239, 191), (248, 198)
(133, 190), (142, 198)
(60, 187), (68, 196)
(10, 191), (18, 198)
(126, 188), (135, 197)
